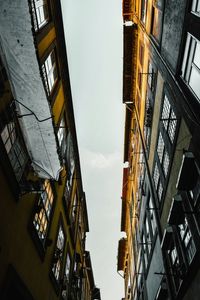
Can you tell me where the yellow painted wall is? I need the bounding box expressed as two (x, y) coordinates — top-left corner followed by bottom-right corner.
(37, 27), (56, 58)
(52, 84), (65, 125)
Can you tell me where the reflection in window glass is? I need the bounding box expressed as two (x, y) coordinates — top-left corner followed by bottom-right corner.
(149, 198), (156, 235)
(33, 180), (54, 244)
(147, 61), (155, 91)
(153, 163), (159, 190)
(33, 0), (49, 30)
(57, 117), (68, 159)
(191, 0), (200, 16)
(52, 224), (65, 281)
(141, 0), (147, 24)
(151, 6), (162, 42)
(163, 151), (170, 177)
(157, 133), (164, 162)
(42, 50), (58, 95)
(189, 67), (200, 99)
(179, 218), (196, 263)
(161, 94), (177, 143)
(158, 182), (163, 201)
(1, 122), (27, 181)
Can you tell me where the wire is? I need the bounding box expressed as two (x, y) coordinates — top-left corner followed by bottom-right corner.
(14, 98), (53, 123)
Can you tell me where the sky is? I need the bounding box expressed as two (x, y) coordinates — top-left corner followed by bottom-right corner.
(60, 1), (125, 299)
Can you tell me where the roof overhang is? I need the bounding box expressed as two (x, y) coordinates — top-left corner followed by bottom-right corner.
(117, 238), (128, 272)
(167, 194), (185, 225)
(0, 0), (61, 180)
(121, 168), (129, 232)
(122, 0), (133, 22)
(123, 106), (132, 162)
(123, 24), (138, 104)
(176, 152), (199, 191)
(121, 199), (128, 232)
(161, 225), (173, 250)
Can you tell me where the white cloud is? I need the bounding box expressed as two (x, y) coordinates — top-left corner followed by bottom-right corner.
(80, 148), (122, 170)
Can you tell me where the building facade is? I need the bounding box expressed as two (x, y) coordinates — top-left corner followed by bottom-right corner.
(118, 0), (200, 300)
(0, 1), (100, 300)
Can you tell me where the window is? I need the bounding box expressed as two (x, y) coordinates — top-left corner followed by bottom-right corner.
(142, 233), (148, 268)
(181, 34), (200, 101)
(64, 133), (75, 204)
(42, 49), (58, 95)
(178, 218), (196, 263)
(151, 5), (162, 42)
(156, 133), (170, 177)
(141, 0), (148, 24)
(157, 133), (164, 162)
(145, 217), (151, 253)
(163, 151), (170, 177)
(137, 70), (142, 91)
(153, 162), (159, 190)
(191, 0), (200, 16)
(147, 61), (155, 91)
(169, 247), (179, 268)
(139, 44), (144, 66)
(152, 92), (178, 199)
(31, 0), (49, 31)
(1, 121), (28, 181)
(61, 252), (71, 298)
(149, 197), (156, 236)
(71, 192), (78, 223)
(52, 224), (65, 282)
(153, 163), (163, 201)
(33, 180), (54, 245)
(65, 252), (71, 281)
(161, 94), (177, 143)
(167, 241), (183, 291)
(157, 181), (163, 200)
(57, 116), (68, 159)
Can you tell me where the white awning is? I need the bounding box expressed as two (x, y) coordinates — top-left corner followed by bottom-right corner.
(0, 0), (61, 180)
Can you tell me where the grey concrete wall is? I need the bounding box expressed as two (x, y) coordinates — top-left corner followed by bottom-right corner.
(161, 0), (187, 72)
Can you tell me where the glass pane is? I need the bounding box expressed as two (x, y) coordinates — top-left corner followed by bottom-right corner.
(189, 66), (200, 99)
(153, 163), (159, 189)
(163, 151), (169, 177)
(158, 182), (163, 200)
(152, 8), (162, 41)
(162, 94), (171, 130)
(157, 133), (164, 162)
(191, 0), (200, 14)
(141, 0), (148, 23)
(191, 0), (197, 12)
(198, 0), (200, 13)
(193, 41), (200, 69)
(1, 125), (9, 143)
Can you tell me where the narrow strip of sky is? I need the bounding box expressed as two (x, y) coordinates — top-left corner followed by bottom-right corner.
(61, 1), (125, 299)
